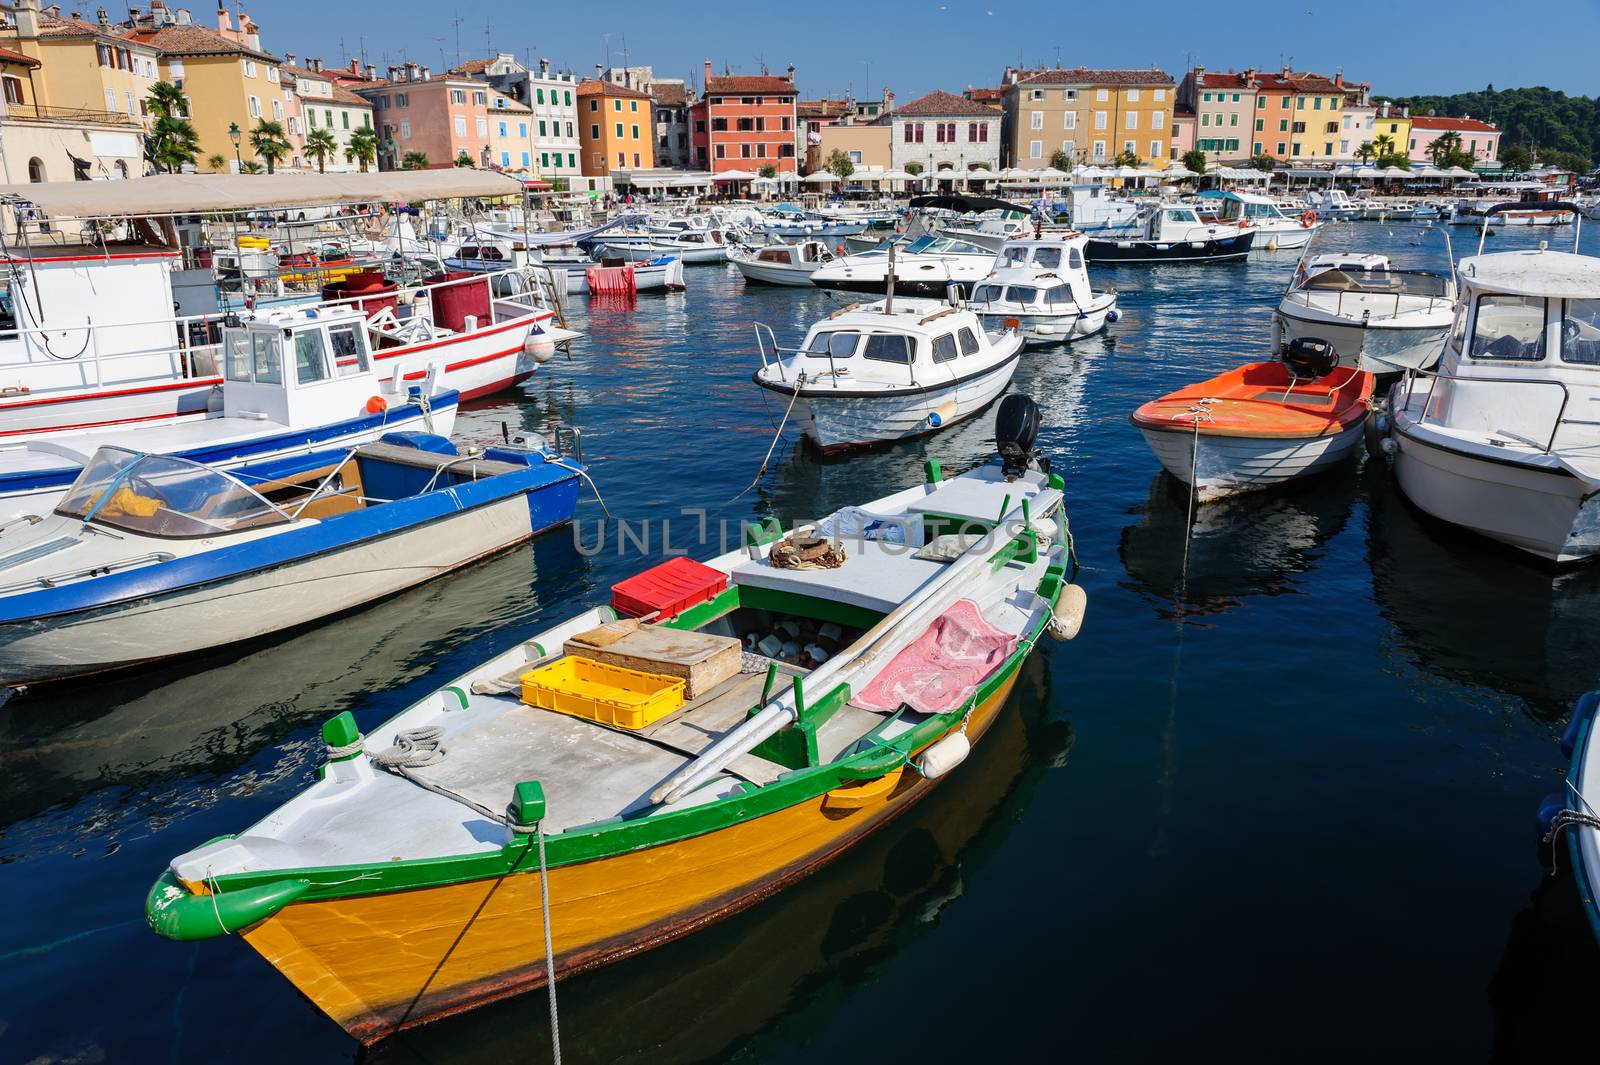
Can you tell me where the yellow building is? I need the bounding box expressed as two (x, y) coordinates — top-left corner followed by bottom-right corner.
(812, 123), (891, 173)
(487, 89), (537, 175)
(1, 0), (160, 119)
(1372, 104), (1412, 161)
(576, 79), (654, 176)
(1003, 67), (1173, 168)
(1248, 69), (1348, 161)
(124, 7), (283, 171)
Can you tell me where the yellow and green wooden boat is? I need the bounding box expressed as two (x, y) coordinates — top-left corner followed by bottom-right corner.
(145, 404), (1085, 1043)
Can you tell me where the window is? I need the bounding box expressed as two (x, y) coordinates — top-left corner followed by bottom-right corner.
(973, 122), (988, 142)
(1255, 118), (1264, 132)
(294, 330), (330, 385)
(1152, 111), (1164, 130)
(1292, 142), (1301, 155)
(740, 143), (750, 158)
(1126, 112), (1137, 130)
(958, 328), (980, 355)
(248, 95), (260, 118)
(1031, 88), (1044, 101)
(2, 77), (23, 105)
(614, 99), (622, 111)
(906, 122), (924, 143)
(1151, 140), (1162, 159)
(1276, 141), (1285, 154)
(271, 98), (283, 121)
(522, 123), (530, 138)
(565, 90), (572, 106)
(342, 111), (350, 130)
(1292, 122), (1305, 134)
(1313, 96), (1322, 110)
(1092, 140), (1106, 159)
(401, 120), (411, 139)
(590, 123), (600, 139)
(243, 60), (257, 78)
(1324, 142), (1333, 155)
(501, 150), (510, 167)
(1063, 139), (1075, 157)
(715, 144), (725, 158)
(473, 91), (487, 106)
(1472, 295), (1546, 361)
(266, 66), (278, 84)
(588, 99), (598, 112)
(1033, 247), (1062, 269)
(395, 93), (408, 107)
(615, 123), (623, 138)
(805, 331), (860, 359)
(1561, 300), (1600, 365)
(251, 332), (282, 384)
(848, 150), (863, 164)
(1123, 139), (1135, 155)
(1202, 113), (1210, 127)
(540, 152), (548, 167)
(567, 152), (575, 167)
(1128, 88), (1140, 102)
(862, 334), (913, 363)
(476, 117), (488, 137)
(1064, 112), (1077, 130)
(1282, 97), (1291, 109)
(455, 116), (467, 136)
(630, 100), (638, 112)
(537, 88), (545, 104)
(1030, 110), (1043, 130)
(617, 151), (625, 166)
(1030, 140), (1042, 159)
(1202, 92), (1212, 103)
(328, 324), (368, 377)
(633, 152), (640, 166)
(756, 143), (765, 157)
(1279, 119), (1288, 132)
(500, 121), (509, 137)
(931, 333), (958, 363)
(521, 151), (530, 167)
(451, 90), (466, 104)
(1096, 88), (1108, 101)
(1064, 89), (1078, 101)
(1094, 111), (1107, 130)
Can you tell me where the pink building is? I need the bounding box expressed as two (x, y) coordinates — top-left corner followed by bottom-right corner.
(1408, 115), (1500, 165)
(358, 62), (493, 169)
(1171, 109), (1195, 159)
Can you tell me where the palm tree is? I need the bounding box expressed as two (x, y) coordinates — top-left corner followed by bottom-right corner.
(1427, 130), (1464, 168)
(206, 153), (227, 173)
(345, 126), (378, 172)
(1373, 133), (1395, 160)
(401, 151), (429, 170)
(144, 81), (199, 173)
(145, 80), (188, 120)
(454, 150), (474, 168)
(304, 128), (338, 174)
(240, 161), (265, 174)
(1355, 140), (1375, 164)
(249, 119), (291, 174)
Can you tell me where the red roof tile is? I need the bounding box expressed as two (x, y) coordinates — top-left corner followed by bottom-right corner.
(124, 24), (277, 62)
(0, 46), (41, 68)
(575, 78), (652, 100)
(706, 74), (794, 95)
(1017, 67), (1174, 88)
(1410, 115), (1498, 133)
(893, 89), (1001, 116)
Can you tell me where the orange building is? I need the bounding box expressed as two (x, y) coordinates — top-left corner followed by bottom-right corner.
(576, 78), (654, 176)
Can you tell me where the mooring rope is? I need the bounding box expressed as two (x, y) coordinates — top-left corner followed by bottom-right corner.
(506, 808), (563, 1063)
(1544, 809), (1600, 875)
(728, 370), (806, 504)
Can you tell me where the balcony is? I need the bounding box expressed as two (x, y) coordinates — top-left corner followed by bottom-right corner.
(4, 103), (144, 127)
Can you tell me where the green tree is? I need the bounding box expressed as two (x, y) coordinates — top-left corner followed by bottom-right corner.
(249, 119), (291, 174)
(143, 81), (199, 173)
(1373, 133), (1395, 158)
(1355, 140), (1375, 164)
(401, 151), (430, 170)
(904, 161), (923, 176)
(345, 126), (379, 172)
(1499, 144), (1532, 171)
(240, 161), (265, 174)
(205, 153), (227, 173)
(303, 128), (338, 174)
(1543, 148), (1592, 173)
(824, 148), (855, 181)
(1112, 149), (1142, 167)
(454, 150), (474, 167)
(1180, 148), (1208, 176)
(1248, 154), (1278, 172)
(758, 163), (777, 179)
(1048, 148), (1072, 171)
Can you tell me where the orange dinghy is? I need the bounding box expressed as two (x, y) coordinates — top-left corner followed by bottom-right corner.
(1131, 339), (1375, 501)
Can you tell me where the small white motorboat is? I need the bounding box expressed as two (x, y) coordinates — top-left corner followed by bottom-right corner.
(730, 240), (837, 286)
(809, 234), (995, 298)
(1211, 190), (1322, 251)
(967, 233), (1119, 346)
(536, 251), (686, 296)
(591, 228), (730, 264)
(753, 295), (1023, 452)
(1387, 216), (1600, 562)
(1084, 205), (1255, 264)
(1275, 222), (1457, 374)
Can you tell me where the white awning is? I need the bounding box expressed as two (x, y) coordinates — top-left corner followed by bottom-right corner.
(0, 169), (528, 219)
(803, 171), (839, 184)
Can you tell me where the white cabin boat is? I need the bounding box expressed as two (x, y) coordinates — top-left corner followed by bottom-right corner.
(753, 298), (1024, 451)
(809, 235), (994, 298)
(729, 240), (836, 286)
(1213, 191), (1321, 250)
(1275, 223), (1457, 374)
(1387, 241), (1600, 562)
(967, 234), (1119, 345)
(941, 215), (1032, 252)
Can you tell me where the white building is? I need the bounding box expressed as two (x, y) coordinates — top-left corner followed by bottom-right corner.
(885, 89), (1002, 177)
(460, 53), (580, 183)
(282, 57), (374, 172)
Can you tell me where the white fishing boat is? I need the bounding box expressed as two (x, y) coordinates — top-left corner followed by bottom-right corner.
(0, 430), (583, 686)
(1300, 188), (1364, 221)
(536, 251), (686, 296)
(967, 234), (1119, 346)
(809, 234), (994, 298)
(1211, 190), (1321, 250)
(1386, 213), (1600, 562)
(591, 224), (731, 264)
(0, 305), (460, 525)
(1084, 205), (1255, 264)
(729, 240), (837, 286)
(1275, 222), (1457, 374)
(753, 294), (1023, 452)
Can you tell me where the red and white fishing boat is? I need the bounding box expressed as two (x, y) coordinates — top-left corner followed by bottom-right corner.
(1131, 339), (1375, 500)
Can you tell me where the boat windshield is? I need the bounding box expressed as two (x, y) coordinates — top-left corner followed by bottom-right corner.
(54, 447), (291, 538)
(1300, 268), (1450, 297)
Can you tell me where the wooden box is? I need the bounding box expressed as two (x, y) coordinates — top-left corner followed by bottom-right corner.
(564, 624), (741, 700)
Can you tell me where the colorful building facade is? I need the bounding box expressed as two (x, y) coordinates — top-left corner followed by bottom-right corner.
(1408, 115), (1500, 164)
(1003, 68), (1174, 168)
(886, 89), (1001, 175)
(576, 78), (655, 176)
(691, 61), (797, 174)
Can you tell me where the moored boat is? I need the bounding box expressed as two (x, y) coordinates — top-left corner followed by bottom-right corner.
(0, 430), (583, 686)
(967, 232), (1120, 346)
(145, 405), (1085, 1043)
(729, 239), (836, 286)
(1131, 338), (1375, 500)
(1084, 204), (1255, 264)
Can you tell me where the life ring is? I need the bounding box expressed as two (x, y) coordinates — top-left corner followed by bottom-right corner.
(1301, 210), (1318, 227)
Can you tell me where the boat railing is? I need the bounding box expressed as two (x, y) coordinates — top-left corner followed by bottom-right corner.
(1404, 364), (1576, 453)
(755, 324), (857, 388)
(0, 313), (227, 385)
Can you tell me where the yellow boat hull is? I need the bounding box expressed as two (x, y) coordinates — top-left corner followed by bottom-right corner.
(242, 670), (1020, 1042)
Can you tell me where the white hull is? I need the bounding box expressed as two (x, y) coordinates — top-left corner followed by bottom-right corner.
(0, 403), (458, 528)
(975, 306), (1112, 346)
(1140, 422), (1365, 500)
(0, 492), (532, 684)
(1276, 308), (1449, 374)
(554, 258), (685, 295)
(1392, 416), (1600, 562)
(795, 356), (1019, 451)
(1248, 222), (1316, 250)
(594, 242), (727, 264)
(732, 259), (822, 286)
(0, 376), (221, 439)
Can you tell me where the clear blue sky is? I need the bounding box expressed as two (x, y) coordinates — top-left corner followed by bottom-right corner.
(260, 0), (1598, 100)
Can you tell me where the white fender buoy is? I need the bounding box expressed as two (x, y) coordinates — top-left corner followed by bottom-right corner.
(926, 400), (960, 427)
(1048, 583), (1088, 641)
(1030, 515), (1059, 542)
(526, 334), (558, 363)
(918, 732), (971, 780)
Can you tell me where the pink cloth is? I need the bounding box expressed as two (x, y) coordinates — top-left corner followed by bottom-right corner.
(855, 598), (1019, 715)
(585, 264), (636, 296)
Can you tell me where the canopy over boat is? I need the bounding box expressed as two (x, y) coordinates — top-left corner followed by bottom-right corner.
(0, 170), (527, 220)
(909, 194), (1030, 215)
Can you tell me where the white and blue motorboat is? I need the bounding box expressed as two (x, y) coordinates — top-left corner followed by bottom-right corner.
(967, 233), (1119, 346)
(0, 429), (583, 686)
(0, 306), (460, 526)
(1552, 690), (1600, 944)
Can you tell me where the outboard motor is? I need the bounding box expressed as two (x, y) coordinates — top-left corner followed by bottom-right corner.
(995, 393), (1048, 480)
(1282, 336), (1340, 380)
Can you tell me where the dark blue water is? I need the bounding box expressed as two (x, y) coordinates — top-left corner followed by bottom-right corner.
(3, 222), (1599, 1064)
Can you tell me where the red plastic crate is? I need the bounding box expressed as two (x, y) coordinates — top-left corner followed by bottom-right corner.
(611, 557), (728, 620)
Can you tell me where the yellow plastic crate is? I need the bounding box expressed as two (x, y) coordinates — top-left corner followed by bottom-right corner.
(520, 656), (686, 730)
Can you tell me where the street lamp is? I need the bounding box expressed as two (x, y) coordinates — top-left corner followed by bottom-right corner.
(228, 122), (242, 172)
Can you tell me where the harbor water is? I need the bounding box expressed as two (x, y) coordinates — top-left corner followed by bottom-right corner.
(4, 222), (1598, 1063)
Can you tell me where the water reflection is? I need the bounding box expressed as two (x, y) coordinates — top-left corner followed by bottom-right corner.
(1487, 870), (1600, 1062)
(0, 536), (591, 848)
(368, 654), (1071, 1065)
(1118, 464), (1360, 618)
(1367, 481), (1600, 722)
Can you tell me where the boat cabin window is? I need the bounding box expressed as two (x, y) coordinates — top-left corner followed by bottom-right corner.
(1032, 247), (1062, 269)
(1001, 246), (1028, 267)
(1068, 246), (1083, 269)
(294, 329), (330, 385)
(958, 327), (981, 354)
(757, 248), (789, 264)
(931, 333), (958, 363)
(1561, 299), (1600, 366)
(1166, 209), (1200, 224)
(1007, 286), (1039, 305)
(805, 330), (858, 358)
(251, 332), (283, 384)
(970, 284), (1002, 303)
(862, 333), (914, 364)
(329, 323), (369, 377)
(224, 331), (252, 382)
(1470, 295), (1547, 362)
(905, 235), (937, 253)
(1045, 285), (1072, 306)
(54, 448), (289, 538)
